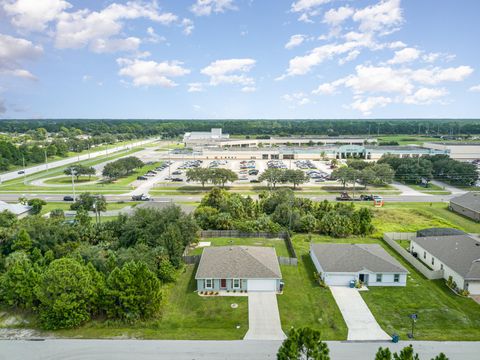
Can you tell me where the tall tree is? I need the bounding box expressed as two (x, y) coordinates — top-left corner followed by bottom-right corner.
(277, 327), (330, 360)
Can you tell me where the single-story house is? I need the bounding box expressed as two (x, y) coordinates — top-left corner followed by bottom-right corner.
(195, 246), (283, 292)
(410, 234), (480, 294)
(310, 243), (408, 287)
(0, 201), (31, 218)
(449, 192), (480, 222)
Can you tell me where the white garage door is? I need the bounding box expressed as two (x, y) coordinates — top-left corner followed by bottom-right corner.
(326, 274), (355, 286)
(467, 281), (480, 295)
(247, 279), (277, 292)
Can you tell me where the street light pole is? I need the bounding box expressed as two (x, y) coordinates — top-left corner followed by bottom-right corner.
(71, 169), (76, 201)
(22, 156), (26, 185)
(44, 149), (48, 172)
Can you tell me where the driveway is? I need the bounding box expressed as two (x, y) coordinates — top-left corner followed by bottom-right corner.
(330, 286), (391, 341)
(430, 180), (467, 195)
(244, 292), (286, 340)
(392, 182), (431, 196)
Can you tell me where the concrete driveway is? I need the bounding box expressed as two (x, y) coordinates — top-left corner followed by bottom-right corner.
(330, 286), (391, 341)
(244, 292), (286, 341)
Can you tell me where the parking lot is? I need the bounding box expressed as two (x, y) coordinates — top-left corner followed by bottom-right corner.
(144, 158), (336, 187)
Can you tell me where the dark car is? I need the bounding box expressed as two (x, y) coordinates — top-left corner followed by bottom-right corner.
(137, 176), (148, 180)
(63, 195), (74, 201)
(250, 179), (260, 183)
(17, 170), (25, 174)
(171, 178), (183, 182)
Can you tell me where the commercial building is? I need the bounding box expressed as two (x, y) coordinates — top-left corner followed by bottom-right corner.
(423, 142), (480, 161)
(183, 128), (229, 147)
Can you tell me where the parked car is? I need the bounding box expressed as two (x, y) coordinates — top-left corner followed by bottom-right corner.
(137, 176), (148, 180)
(63, 195), (74, 201)
(171, 178), (183, 182)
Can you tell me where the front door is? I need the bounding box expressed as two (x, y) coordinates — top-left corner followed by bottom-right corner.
(359, 274), (369, 285)
(220, 279), (227, 289)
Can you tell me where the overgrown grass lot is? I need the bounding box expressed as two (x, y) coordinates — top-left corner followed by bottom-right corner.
(280, 202), (480, 340)
(54, 265), (248, 340)
(188, 237), (290, 257)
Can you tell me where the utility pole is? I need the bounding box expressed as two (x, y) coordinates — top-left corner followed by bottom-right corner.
(44, 149), (48, 172)
(71, 169), (76, 201)
(22, 156), (26, 185)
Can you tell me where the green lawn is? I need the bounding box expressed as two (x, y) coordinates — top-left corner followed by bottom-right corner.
(408, 183), (450, 195)
(0, 148), (143, 193)
(40, 201), (139, 215)
(54, 265), (248, 339)
(277, 258), (347, 339)
(188, 237), (290, 257)
(44, 176), (99, 184)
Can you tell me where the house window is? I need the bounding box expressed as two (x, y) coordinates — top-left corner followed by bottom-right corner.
(376, 274), (382, 282)
(205, 279), (213, 289)
(423, 251), (426, 259)
(394, 274), (400, 283)
(440, 264), (444, 270)
(431, 257), (435, 266)
(232, 279), (241, 289)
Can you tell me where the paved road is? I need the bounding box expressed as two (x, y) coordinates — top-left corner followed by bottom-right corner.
(430, 180), (467, 195)
(330, 287), (390, 341)
(0, 340), (479, 360)
(244, 292), (286, 340)
(0, 138), (157, 183)
(0, 193), (457, 204)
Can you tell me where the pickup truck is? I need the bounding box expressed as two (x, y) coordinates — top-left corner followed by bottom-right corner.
(131, 194), (152, 201)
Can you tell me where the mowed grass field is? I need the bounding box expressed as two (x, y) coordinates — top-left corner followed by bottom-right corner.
(188, 237), (291, 257)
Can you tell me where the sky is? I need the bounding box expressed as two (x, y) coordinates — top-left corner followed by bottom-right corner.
(0, 0), (480, 119)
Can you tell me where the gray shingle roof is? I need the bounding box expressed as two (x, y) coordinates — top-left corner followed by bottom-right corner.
(0, 201), (31, 216)
(195, 246), (282, 279)
(310, 243), (408, 274)
(412, 235), (480, 280)
(450, 192), (480, 213)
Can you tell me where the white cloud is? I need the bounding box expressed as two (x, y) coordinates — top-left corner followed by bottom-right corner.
(339, 50), (360, 65)
(312, 82), (338, 95)
(3, 0), (72, 32)
(181, 18), (194, 35)
(388, 47), (420, 64)
(323, 6), (354, 26)
(90, 37), (141, 53)
(285, 34), (306, 50)
(298, 13), (313, 23)
(410, 66), (474, 85)
(351, 96), (391, 115)
(188, 82), (204, 92)
(352, 0), (403, 35)
(404, 87), (448, 104)
(291, 0), (331, 13)
(117, 58), (190, 87)
(201, 58), (256, 86)
(469, 84), (480, 92)
(241, 86), (256, 93)
(54, 2), (180, 51)
(283, 92), (311, 106)
(278, 41), (366, 78)
(190, 0), (237, 16)
(388, 41), (407, 49)
(146, 27), (166, 43)
(343, 65), (413, 95)
(0, 33), (43, 80)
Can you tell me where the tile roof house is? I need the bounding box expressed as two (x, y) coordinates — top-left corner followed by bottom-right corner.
(449, 192), (480, 222)
(195, 246), (282, 292)
(410, 234), (480, 294)
(310, 243), (408, 287)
